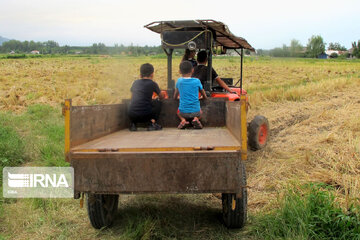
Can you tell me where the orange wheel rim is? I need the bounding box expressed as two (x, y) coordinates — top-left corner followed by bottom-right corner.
(258, 124), (268, 145)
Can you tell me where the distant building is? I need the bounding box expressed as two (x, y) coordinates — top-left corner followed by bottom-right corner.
(31, 50), (40, 54)
(9, 50), (15, 54)
(325, 50), (340, 56)
(318, 53), (328, 59)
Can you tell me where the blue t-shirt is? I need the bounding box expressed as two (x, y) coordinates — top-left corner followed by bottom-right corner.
(176, 77), (203, 113)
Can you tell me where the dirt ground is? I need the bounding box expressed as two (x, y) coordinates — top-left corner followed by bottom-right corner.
(247, 82), (360, 212)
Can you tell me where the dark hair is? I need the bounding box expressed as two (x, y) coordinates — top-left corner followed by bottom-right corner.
(179, 61), (193, 74)
(181, 49), (196, 62)
(197, 50), (208, 63)
(140, 63), (154, 78)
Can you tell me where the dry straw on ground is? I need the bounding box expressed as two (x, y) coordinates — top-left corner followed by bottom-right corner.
(0, 56), (359, 239)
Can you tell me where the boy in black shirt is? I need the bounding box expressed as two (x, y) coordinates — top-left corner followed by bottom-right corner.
(193, 50), (236, 93)
(128, 63), (164, 131)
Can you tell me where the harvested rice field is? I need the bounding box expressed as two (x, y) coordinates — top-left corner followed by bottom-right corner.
(0, 55), (359, 239)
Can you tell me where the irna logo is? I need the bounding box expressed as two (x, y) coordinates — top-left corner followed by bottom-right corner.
(3, 167), (74, 198)
(8, 172), (69, 188)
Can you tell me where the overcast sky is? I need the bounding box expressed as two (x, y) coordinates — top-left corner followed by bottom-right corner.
(0, 0), (359, 49)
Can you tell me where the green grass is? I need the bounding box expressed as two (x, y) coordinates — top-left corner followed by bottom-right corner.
(250, 183), (360, 240)
(0, 115), (26, 219)
(106, 195), (237, 240)
(24, 104), (67, 167)
(0, 104), (66, 170)
(0, 104), (67, 221)
(0, 118), (25, 174)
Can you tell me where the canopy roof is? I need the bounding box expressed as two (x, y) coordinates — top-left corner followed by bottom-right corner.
(145, 19), (255, 51)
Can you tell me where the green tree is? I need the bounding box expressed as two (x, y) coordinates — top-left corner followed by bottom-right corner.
(270, 44), (290, 57)
(1, 40), (22, 53)
(329, 52), (338, 58)
(306, 35), (326, 58)
(289, 39), (303, 57)
(29, 40), (43, 52)
(88, 43), (107, 54)
(61, 45), (70, 54)
(328, 42), (346, 51)
(44, 40), (59, 54)
(351, 40), (360, 58)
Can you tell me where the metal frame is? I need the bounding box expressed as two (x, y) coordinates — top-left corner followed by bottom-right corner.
(161, 45), (244, 92)
(149, 20), (248, 92)
(233, 48), (244, 89)
(163, 48), (174, 96)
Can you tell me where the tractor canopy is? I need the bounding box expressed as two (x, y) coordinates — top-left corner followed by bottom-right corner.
(145, 20), (255, 51)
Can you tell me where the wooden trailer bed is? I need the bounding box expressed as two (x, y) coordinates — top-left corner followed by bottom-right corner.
(71, 127), (240, 152)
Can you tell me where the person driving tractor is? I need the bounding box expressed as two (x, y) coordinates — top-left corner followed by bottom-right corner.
(192, 50), (236, 94)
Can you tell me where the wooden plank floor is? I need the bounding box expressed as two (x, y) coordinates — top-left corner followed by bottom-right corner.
(71, 127), (240, 151)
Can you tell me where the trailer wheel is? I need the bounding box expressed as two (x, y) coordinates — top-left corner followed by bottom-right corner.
(86, 193), (119, 229)
(222, 162), (247, 228)
(248, 115), (269, 150)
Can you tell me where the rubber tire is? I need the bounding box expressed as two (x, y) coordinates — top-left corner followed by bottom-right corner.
(86, 193), (119, 229)
(248, 115), (269, 151)
(222, 161), (247, 228)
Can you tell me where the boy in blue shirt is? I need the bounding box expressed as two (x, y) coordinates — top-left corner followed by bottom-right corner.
(174, 61), (207, 129)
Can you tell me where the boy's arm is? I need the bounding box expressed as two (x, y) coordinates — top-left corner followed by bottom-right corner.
(200, 89), (208, 100)
(215, 77), (235, 93)
(173, 88), (179, 99)
(153, 82), (164, 99)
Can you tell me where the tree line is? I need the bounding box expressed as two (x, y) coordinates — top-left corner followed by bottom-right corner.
(256, 35), (360, 58)
(0, 40), (164, 55)
(1, 36), (359, 58)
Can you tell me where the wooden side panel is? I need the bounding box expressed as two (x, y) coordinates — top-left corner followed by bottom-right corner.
(71, 151), (243, 194)
(226, 101), (242, 142)
(68, 98), (227, 149)
(155, 98), (227, 128)
(200, 98), (227, 127)
(70, 104), (128, 147)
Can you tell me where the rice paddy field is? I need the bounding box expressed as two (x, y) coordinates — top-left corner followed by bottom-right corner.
(0, 55), (359, 239)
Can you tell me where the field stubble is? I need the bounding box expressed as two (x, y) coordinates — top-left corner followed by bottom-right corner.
(0, 56), (359, 239)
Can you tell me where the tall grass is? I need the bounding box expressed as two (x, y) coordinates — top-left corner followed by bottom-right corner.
(0, 104), (66, 225)
(0, 117), (25, 175)
(24, 104), (67, 167)
(251, 183), (360, 240)
(0, 115), (26, 219)
(0, 104), (66, 167)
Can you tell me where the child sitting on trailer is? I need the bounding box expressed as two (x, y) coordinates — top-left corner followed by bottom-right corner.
(174, 61), (207, 129)
(128, 63), (164, 131)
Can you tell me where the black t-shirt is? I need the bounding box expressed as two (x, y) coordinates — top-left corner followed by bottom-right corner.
(192, 65), (218, 87)
(129, 79), (160, 116)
